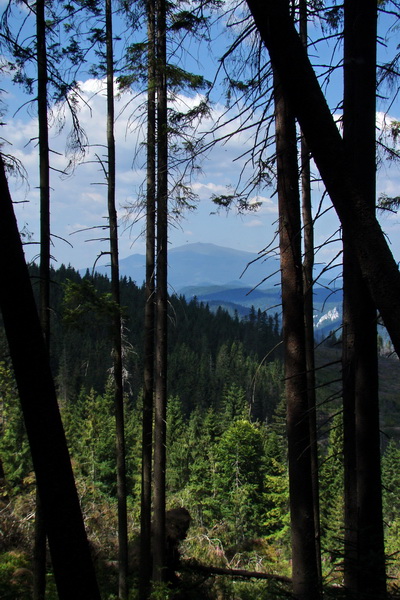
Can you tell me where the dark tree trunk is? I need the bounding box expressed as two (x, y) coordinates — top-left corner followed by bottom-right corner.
(140, 0), (156, 596)
(37, 0), (50, 344)
(152, 0), (168, 583)
(299, 0), (321, 585)
(106, 1), (128, 596)
(342, 1), (386, 597)
(274, 68), (320, 600)
(0, 156), (101, 600)
(0, 456), (5, 496)
(33, 492), (46, 600)
(342, 258), (358, 593)
(35, 1), (50, 596)
(245, 0), (400, 358)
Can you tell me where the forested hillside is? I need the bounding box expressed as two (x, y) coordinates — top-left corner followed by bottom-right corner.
(1, 265), (400, 599)
(0, 264), (285, 599)
(19, 264), (282, 421)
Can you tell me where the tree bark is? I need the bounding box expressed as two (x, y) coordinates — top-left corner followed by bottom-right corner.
(35, 1), (50, 595)
(140, 0), (156, 596)
(106, 0), (129, 597)
(0, 155), (101, 600)
(33, 492), (46, 600)
(342, 1), (386, 596)
(245, 0), (400, 357)
(274, 69), (320, 600)
(37, 0), (50, 345)
(152, 0), (168, 583)
(299, 0), (321, 585)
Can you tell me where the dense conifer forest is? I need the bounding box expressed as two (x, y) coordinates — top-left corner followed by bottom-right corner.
(1, 265), (400, 598)
(29, 264), (283, 419)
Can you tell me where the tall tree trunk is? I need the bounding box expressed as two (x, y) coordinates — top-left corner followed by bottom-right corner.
(37, 0), (50, 345)
(35, 1), (50, 595)
(342, 1), (386, 596)
(245, 0), (400, 358)
(342, 258), (358, 594)
(299, 0), (321, 585)
(152, 0), (168, 583)
(106, 1), (128, 596)
(140, 0), (156, 596)
(0, 155), (101, 600)
(274, 67), (320, 600)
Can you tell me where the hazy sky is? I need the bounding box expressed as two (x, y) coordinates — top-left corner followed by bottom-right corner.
(2, 2), (400, 273)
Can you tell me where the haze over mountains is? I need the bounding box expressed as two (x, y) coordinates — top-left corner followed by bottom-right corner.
(95, 242), (282, 289)
(91, 242), (343, 336)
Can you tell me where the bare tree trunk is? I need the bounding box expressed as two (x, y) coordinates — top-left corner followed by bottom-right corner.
(33, 492), (46, 600)
(152, 0), (168, 583)
(0, 457), (5, 484)
(106, 1), (128, 596)
(35, 1), (50, 595)
(274, 67), (320, 600)
(342, 1), (386, 596)
(140, 0), (156, 596)
(0, 155), (101, 600)
(342, 262), (358, 594)
(245, 0), (400, 358)
(298, 0), (321, 586)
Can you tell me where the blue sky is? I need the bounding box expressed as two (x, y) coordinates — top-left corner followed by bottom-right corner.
(1, 1), (400, 275)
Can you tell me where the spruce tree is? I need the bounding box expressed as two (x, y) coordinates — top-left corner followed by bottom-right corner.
(35, 0), (52, 593)
(299, 0), (321, 583)
(215, 419), (265, 544)
(263, 430), (290, 551)
(342, 1), (386, 595)
(105, 0), (129, 594)
(152, 0), (168, 583)
(0, 362), (32, 488)
(319, 414), (344, 573)
(166, 396), (190, 494)
(274, 20), (320, 594)
(381, 440), (400, 563)
(185, 406), (220, 526)
(140, 0), (156, 595)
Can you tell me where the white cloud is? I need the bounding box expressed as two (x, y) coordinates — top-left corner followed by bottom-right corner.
(192, 181), (228, 196)
(244, 218), (263, 228)
(250, 195), (278, 214)
(5, 72), (400, 271)
(376, 110), (399, 132)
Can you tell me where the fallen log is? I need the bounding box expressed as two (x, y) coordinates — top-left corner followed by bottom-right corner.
(182, 561), (291, 584)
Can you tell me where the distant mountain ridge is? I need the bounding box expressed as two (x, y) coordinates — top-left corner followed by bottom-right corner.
(90, 242), (343, 334)
(180, 283), (342, 336)
(93, 242), (282, 289)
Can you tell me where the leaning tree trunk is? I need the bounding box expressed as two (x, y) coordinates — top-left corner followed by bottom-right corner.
(106, 0), (129, 596)
(245, 0), (400, 359)
(35, 1), (50, 596)
(342, 0), (386, 596)
(152, 0), (168, 584)
(0, 155), (101, 600)
(139, 0), (156, 596)
(274, 67), (320, 600)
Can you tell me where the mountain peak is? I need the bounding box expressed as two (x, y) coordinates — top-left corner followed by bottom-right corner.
(93, 243), (281, 290)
